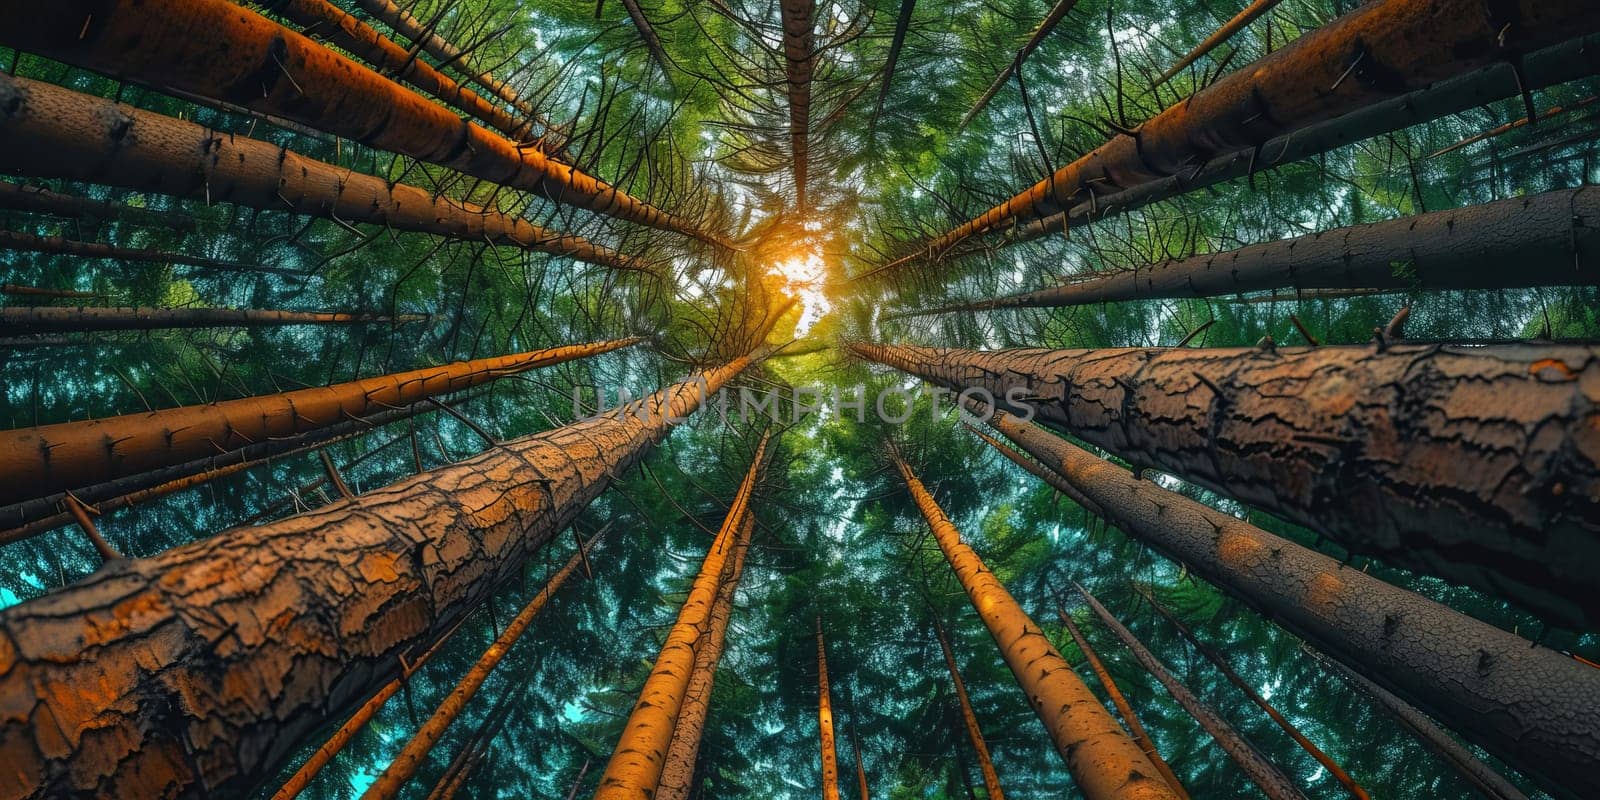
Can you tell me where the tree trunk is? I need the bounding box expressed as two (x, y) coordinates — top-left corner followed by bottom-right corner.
(817, 616), (843, 800)
(349, 0), (566, 148)
(0, 74), (646, 272)
(0, 284), (100, 299)
(1155, 0), (1282, 86)
(592, 431), (771, 799)
(0, 228), (302, 278)
(851, 715), (870, 800)
(0, 0), (729, 246)
(866, 0), (915, 135)
(618, 0), (677, 83)
(1075, 585), (1308, 800)
(0, 338), (640, 506)
(362, 535), (599, 799)
(890, 452), (1182, 800)
(852, 341), (1600, 630)
(0, 181), (192, 231)
(0, 306), (425, 335)
(264, 0), (536, 141)
(0, 353), (761, 799)
(899, 0), (1599, 263)
(0, 397), (457, 544)
(960, 404), (1600, 800)
(781, 0), (815, 213)
(657, 510), (756, 800)
(1304, 647), (1531, 800)
(1430, 94), (1600, 158)
(1055, 606), (1188, 799)
(905, 187), (1600, 314)
(957, 0), (1081, 131)
(1142, 595), (1368, 800)
(932, 618), (1005, 800)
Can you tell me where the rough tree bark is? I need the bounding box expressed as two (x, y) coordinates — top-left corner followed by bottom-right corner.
(852, 342), (1600, 630)
(891, 452), (1182, 800)
(0, 338), (640, 506)
(817, 617), (843, 800)
(261, 0), (537, 140)
(0, 306), (425, 335)
(957, 0), (1081, 130)
(1075, 586), (1308, 800)
(781, 0), (815, 213)
(959, 404), (1600, 800)
(0, 74), (646, 272)
(891, 0), (1600, 266)
(1055, 607), (1188, 799)
(902, 187), (1600, 314)
(0, 351), (764, 799)
(0, 182), (192, 231)
(349, 0), (565, 146)
(1304, 647), (1531, 800)
(657, 511), (756, 800)
(1143, 595), (1369, 800)
(932, 618), (1006, 800)
(592, 431), (771, 800)
(0, 0), (730, 246)
(361, 536), (599, 799)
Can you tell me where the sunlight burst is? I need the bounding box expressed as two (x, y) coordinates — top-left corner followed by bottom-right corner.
(768, 251), (832, 337)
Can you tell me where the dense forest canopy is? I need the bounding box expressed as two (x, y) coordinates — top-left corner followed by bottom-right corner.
(0, 0), (1597, 799)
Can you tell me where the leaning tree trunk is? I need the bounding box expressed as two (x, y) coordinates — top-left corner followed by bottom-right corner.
(891, 452), (1182, 800)
(933, 618), (1006, 800)
(1075, 586), (1308, 800)
(0, 0), (730, 246)
(0, 181), (192, 231)
(898, 0), (1599, 264)
(1154, 0), (1281, 86)
(988, 31), (1600, 252)
(592, 431), (771, 800)
(1143, 595), (1369, 800)
(961, 403), (1600, 800)
(1304, 647), (1531, 800)
(0, 306), (425, 335)
(1055, 606), (1188, 799)
(0, 396), (469, 544)
(0, 338), (640, 505)
(957, 0), (1080, 130)
(0, 74), (646, 272)
(905, 187), (1600, 314)
(0, 351), (764, 799)
(350, 0), (565, 147)
(263, 0), (536, 140)
(361, 535), (600, 799)
(657, 511), (756, 800)
(853, 341), (1600, 630)
(866, 0), (915, 135)
(618, 0), (677, 82)
(816, 617), (843, 800)
(781, 0), (815, 213)
(0, 229), (301, 278)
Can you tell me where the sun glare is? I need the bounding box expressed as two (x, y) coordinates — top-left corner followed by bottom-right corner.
(769, 251), (832, 337)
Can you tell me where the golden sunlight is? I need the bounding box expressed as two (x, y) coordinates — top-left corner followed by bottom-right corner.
(768, 251), (832, 337)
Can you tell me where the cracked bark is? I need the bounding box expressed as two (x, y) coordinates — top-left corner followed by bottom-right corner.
(961, 405), (1600, 799)
(0, 74), (645, 272)
(1077, 586), (1308, 800)
(0, 353), (758, 799)
(817, 617), (842, 800)
(910, 0), (1600, 260)
(0, 338), (641, 506)
(0, 0), (728, 246)
(853, 342), (1600, 629)
(908, 186), (1600, 314)
(593, 431), (770, 800)
(892, 453), (1182, 800)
